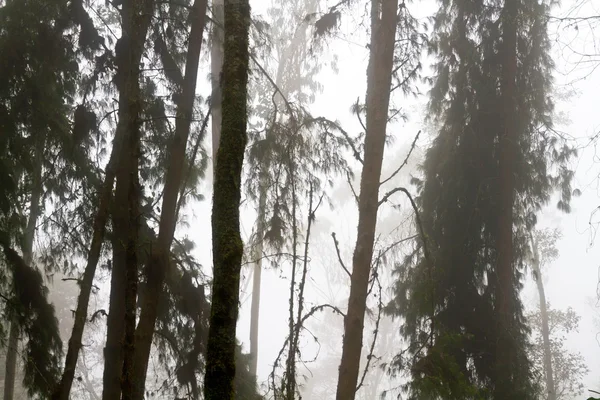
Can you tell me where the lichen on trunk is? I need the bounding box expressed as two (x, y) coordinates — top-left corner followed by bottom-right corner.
(203, 0), (251, 397)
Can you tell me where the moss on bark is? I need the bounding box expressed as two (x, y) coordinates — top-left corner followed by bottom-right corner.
(203, 0), (251, 398)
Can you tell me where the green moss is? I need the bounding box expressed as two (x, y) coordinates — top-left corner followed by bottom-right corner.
(203, 0), (251, 399)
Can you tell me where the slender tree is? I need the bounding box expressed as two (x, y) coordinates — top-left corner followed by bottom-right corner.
(246, 0), (321, 379)
(529, 229), (558, 400)
(203, 0), (250, 397)
(335, 1), (399, 399)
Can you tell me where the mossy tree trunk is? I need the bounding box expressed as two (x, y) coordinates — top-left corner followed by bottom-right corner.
(203, 0), (250, 397)
(126, 0), (208, 398)
(101, 0), (154, 398)
(495, 0), (518, 395)
(335, 1), (398, 399)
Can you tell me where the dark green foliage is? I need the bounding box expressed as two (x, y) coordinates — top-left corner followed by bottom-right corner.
(386, 0), (576, 397)
(0, 244), (62, 399)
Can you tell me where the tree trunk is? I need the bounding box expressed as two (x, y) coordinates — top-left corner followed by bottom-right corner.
(3, 321), (19, 400)
(203, 0), (250, 397)
(101, 0), (154, 398)
(335, 2), (398, 400)
(52, 138), (119, 400)
(249, 186), (266, 379)
(211, 0), (224, 168)
(5, 143), (43, 400)
(126, 1), (208, 399)
(530, 233), (556, 400)
(494, 0), (518, 395)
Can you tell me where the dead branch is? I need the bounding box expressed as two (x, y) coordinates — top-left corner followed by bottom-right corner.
(380, 130), (421, 186)
(331, 232), (351, 278)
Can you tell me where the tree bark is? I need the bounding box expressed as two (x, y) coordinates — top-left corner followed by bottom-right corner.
(3, 320), (19, 400)
(4, 142), (43, 400)
(126, 1), (208, 398)
(101, 0), (154, 398)
(203, 0), (250, 397)
(530, 233), (556, 400)
(335, 2), (398, 400)
(494, 0), (518, 395)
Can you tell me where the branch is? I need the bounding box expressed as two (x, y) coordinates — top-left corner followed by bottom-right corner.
(354, 97), (367, 133)
(89, 309), (107, 323)
(346, 170), (359, 205)
(378, 187), (430, 262)
(331, 232), (351, 278)
(174, 106), (211, 218)
(380, 130), (421, 186)
(308, 116), (362, 164)
(356, 269), (383, 393)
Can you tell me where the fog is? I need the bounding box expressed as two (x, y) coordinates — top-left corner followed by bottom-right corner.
(1, 0), (600, 398)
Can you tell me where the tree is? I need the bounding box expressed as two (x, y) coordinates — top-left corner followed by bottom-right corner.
(527, 307), (588, 400)
(526, 228), (586, 400)
(244, 0), (323, 382)
(528, 228), (561, 400)
(99, 0), (154, 397)
(126, 0), (208, 397)
(202, 0), (251, 398)
(386, 0), (577, 396)
(336, 1), (408, 399)
(0, 0), (84, 396)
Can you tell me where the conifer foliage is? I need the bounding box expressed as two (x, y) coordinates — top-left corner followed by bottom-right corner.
(386, 0), (576, 397)
(0, 0), (592, 397)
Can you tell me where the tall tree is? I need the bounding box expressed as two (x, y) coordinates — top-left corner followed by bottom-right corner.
(527, 306), (588, 400)
(100, 0), (154, 397)
(127, 0), (208, 397)
(202, 0), (250, 398)
(4, 142), (43, 400)
(0, 0), (83, 396)
(386, 0), (576, 396)
(245, 0), (321, 379)
(528, 228), (559, 400)
(494, 0), (519, 394)
(335, 1), (399, 399)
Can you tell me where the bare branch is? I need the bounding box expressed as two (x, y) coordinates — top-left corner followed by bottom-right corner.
(356, 268), (383, 393)
(378, 187), (431, 262)
(346, 170), (359, 204)
(331, 232), (351, 278)
(380, 130), (421, 186)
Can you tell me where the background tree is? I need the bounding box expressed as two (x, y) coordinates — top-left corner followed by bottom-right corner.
(527, 307), (589, 400)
